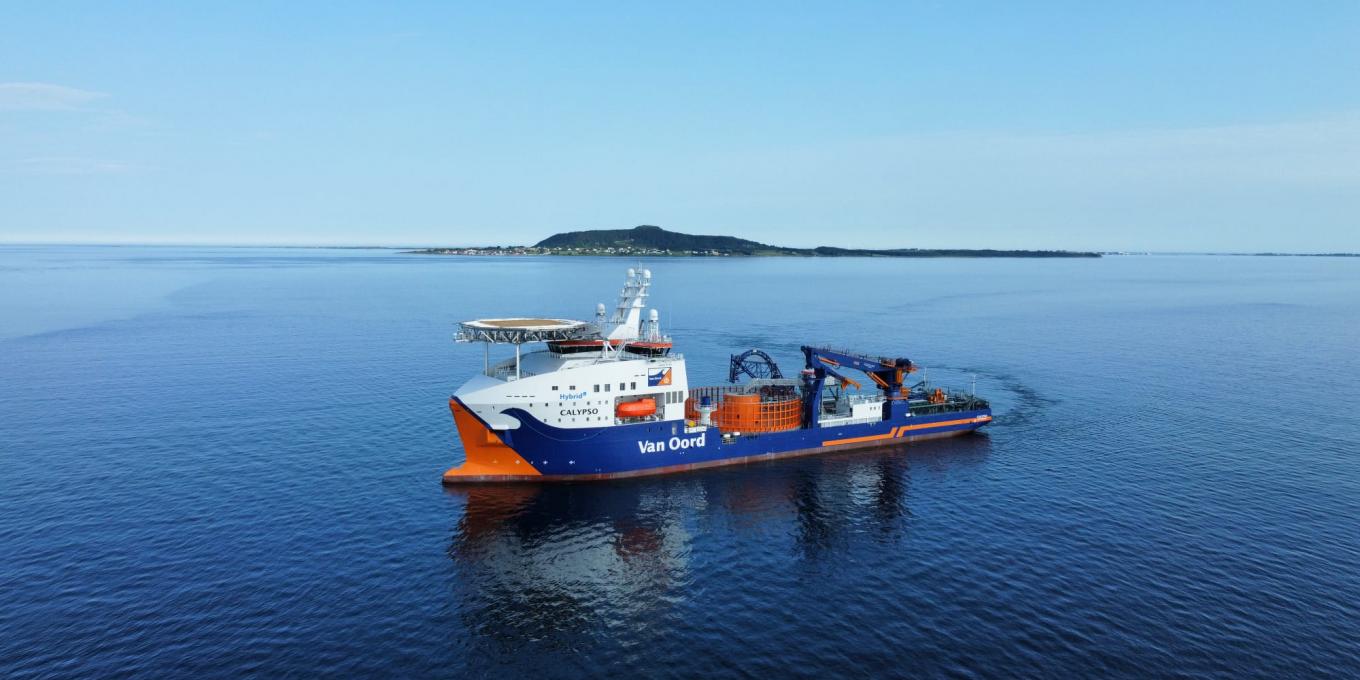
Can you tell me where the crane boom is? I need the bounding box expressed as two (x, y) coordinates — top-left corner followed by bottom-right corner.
(800, 346), (916, 428)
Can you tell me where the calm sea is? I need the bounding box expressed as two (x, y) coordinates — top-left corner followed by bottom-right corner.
(2, 246), (1358, 678)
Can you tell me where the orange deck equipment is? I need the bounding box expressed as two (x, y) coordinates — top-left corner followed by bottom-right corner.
(686, 389), (802, 434)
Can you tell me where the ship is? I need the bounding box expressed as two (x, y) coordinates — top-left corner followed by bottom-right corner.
(443, 268), (992, 483)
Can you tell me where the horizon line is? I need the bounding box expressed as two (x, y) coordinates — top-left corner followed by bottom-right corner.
(1, 241), (1357, 257)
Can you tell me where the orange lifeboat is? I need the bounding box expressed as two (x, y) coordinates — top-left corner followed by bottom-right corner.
(615, 399), (657, 418)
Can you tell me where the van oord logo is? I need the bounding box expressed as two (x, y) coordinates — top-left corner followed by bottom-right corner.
(637, 431), (706, 454)
(648, 368), (672, 387)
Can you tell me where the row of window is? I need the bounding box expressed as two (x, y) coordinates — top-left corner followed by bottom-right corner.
(538, 393), (685, 408)
(549, 383), (643, 392)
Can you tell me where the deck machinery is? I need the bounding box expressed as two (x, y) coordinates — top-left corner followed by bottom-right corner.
(688, 346), (988, 436)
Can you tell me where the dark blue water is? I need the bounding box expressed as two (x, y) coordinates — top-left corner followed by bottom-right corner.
(3, 246), (1358, 678)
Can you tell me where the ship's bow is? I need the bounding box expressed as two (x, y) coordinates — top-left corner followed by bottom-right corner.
(443, 398), (543, 483)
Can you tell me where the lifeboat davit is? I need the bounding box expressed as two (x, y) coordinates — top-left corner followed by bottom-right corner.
(615, 399), (657, 418)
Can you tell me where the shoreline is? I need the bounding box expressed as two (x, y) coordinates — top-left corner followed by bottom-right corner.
(404, 247), (1103, 258)
(2, 243), (1353, 257)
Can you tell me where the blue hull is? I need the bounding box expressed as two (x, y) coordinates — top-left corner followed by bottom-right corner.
(446, 398), (993, 482)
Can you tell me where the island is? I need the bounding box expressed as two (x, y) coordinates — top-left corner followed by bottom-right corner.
(407, 225), (1101, 258)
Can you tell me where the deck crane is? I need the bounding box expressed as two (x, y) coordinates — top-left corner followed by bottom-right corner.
(800, 346), (916, 428)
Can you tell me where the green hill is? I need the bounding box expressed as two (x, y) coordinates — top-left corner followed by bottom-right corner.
(535, 225), (794, 255)
(530, 225), (1099, 258)
(411, 225), (1099, 257)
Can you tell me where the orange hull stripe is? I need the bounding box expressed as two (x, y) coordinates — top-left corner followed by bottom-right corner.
(897, 415), (991, 436)
(443, 399), (542, 479)
(822, 426), (899, 447)
(823, 415), (990, 447)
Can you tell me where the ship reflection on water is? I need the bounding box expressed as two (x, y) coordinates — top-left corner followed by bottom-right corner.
(442, 436), (990, 664)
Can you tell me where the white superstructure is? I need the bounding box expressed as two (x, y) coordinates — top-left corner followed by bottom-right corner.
(454, 268), (689, 432)
(606, 267), (650, 341)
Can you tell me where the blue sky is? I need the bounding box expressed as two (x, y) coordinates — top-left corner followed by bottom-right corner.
(1, 2), (1357, 251)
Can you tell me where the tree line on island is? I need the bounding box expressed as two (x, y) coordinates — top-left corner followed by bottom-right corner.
(408, 225), (1101, 258)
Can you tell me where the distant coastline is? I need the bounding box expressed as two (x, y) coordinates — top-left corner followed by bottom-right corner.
(1240, 252), (1360, 257)
(4, 240), (1352, 258)
(1102, 251), (1360, 257)
(405, 225), (1103, 258)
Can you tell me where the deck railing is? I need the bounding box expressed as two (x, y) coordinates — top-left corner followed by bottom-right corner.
(484, 364), (538, 380)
